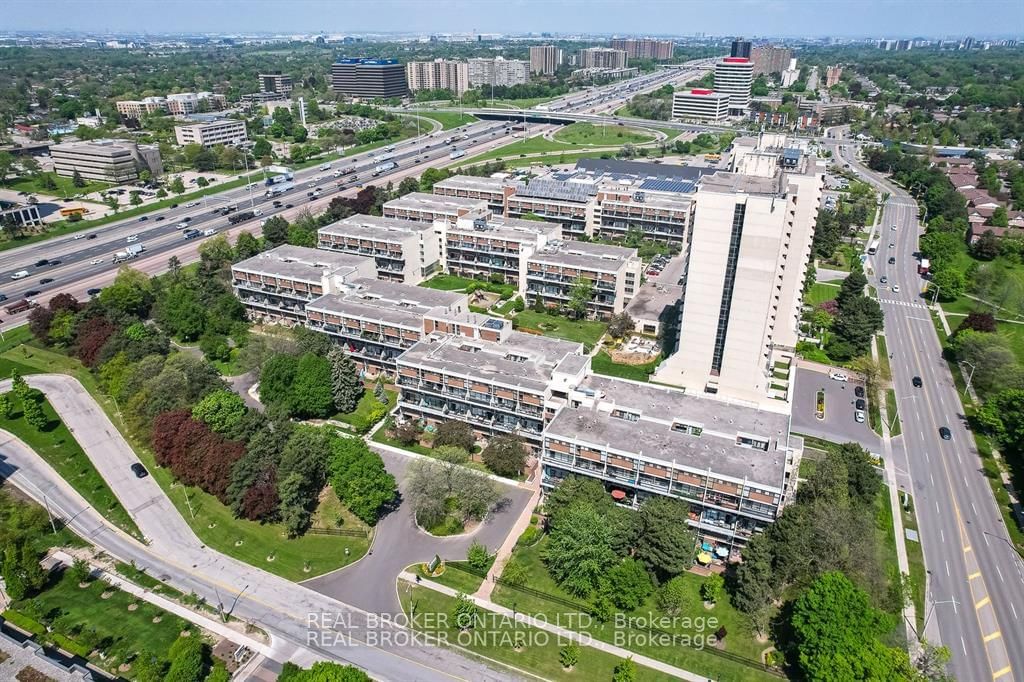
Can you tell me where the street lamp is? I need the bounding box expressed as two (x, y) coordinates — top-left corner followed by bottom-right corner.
(961, 361), (977, 398)
(929, 283), (942, 306)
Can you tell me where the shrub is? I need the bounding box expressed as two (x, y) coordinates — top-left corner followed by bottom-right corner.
(501, 557), (528, 586)
(467, 541), (491, 571)
(559, 643), (580, 669)
(393, 420), (422, 445)
(452, 593), (480, 630)
(516, 524), (542, 548)
(657, 576), (693, 615)
(701, 573), (724, 604)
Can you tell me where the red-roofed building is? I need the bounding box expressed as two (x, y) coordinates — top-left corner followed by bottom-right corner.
(672, 89), (731, 122)
(948, 173), (978, 190)
(960, 188), (1000, 209)
(715, 58), (754, 113)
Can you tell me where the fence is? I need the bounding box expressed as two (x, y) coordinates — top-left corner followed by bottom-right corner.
(306, 527), (368, 538)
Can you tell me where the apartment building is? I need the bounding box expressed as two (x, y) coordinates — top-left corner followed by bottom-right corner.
(672, 88), (732, 122)
(396, 330), (588, 449)
(50, 139), (163, 183)
(610, 39), (675, 60)
(824, 65), (843, 88)
(467, 57), (529, 88)
(331, 58), (409, 99)
(406, 59), (469, 95)
(231, 245), (377, 323)
(525, 239), (642, 318)
(506, 175), (597, 239)
(578, 47), (628, 70)
(305, 279), (467, 371)
(174, 119), (248, 147)
(382, 192), (488, 225)
(115, 92), (226, 120)
(445, 212), (561, 288)
(259, 73), (293, 95)
(317, 214), (441, 284)
(730, 38), (752, 59)
(714, 58), (754, 114)
(593, 181), (693, 244)
(529, 45), (563, 75)
(751, 46), (792, 75)
(115, 97), (171, 120)
(432, 175), (515, 214)
(624, 282), (683, 338)
(542, 375), (801, 554)
(654, 148), (823, 407)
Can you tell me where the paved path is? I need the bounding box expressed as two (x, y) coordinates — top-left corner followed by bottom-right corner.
(0, 374), (520, 682)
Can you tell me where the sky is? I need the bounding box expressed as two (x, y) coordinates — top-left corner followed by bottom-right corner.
(5, 0), (1023, 38)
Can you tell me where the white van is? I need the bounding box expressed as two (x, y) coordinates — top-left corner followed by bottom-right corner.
(11, 270), (29, 280)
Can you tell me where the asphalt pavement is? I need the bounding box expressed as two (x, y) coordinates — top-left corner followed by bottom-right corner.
(790, 366), (881, 452)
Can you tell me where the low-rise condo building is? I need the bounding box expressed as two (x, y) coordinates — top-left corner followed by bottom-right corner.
(317, 214), (441, 284)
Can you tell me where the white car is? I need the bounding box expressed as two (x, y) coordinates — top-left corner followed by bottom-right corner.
(185, 201), (200, 208)
(90, 258), (104, 265)
(74, 233), (86, 240)
(891, 224), (897, 231)
(126, 235), (139, 243)
(892, 285), (901, 293)
(855, 410), (866, 423)
(829, 371), (849, 382)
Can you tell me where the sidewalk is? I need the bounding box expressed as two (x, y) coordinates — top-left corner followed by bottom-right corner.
(474, 480), (540, 601)
(401, 571), (712, 682)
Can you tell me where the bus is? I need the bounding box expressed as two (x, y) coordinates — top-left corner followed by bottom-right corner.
(59, 207), (89, 218)
(704, 153), (722, 163)
(867, 239), (880, 256)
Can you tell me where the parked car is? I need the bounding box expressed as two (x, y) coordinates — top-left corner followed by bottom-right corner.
(829, 371), (849, 382)
(855, 410), (866, 423)
(855, 398), (866, 411)
(87, 288), (102, 296)
(855, 386), (865, 398)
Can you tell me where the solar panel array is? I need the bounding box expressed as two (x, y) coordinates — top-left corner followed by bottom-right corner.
(638, 179), (697, 194)
(514, 178), (597, 203)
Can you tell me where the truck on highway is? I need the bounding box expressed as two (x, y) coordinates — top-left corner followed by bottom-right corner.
(334, 167), (356, 178)
(319, 163), (331, 172)
(228, 210), (256, 225)
(372, 161), (397, 177)
(265, 182), (294, 198)
(264, 172), (294, 186)
(371, 152), (394, 164)
(183, 228), (200, 240)
(4, 300), (35, 315)
(449, 149), (466, 160)
(113, 243), (145, 264)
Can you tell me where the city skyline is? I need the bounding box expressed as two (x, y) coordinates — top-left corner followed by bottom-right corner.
(4, 0), (1022, 38)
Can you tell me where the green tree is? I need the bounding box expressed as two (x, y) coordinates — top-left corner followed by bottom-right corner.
(831, 295), (885, 358)
(71, 168), (86, 188)
(700, 572), (724, 603)
(481, 434), (526, 478)
(164, 632), (207, 682)
(130, 190), (143, 208)
(0, 393), (11, 420)
(11, 371), (29, 401)
(419, 167), (450, 192)
(278, 662), (371, 682)
(252, 137), (272, 158)
(633, 496), (693, 578)
(452, 593), (480, 630)
(656, 575), (694, 615)
(466, 541), (490, 571)
(328, 437), (397, 525)
(0, 545), (27, 600)
(977, 389), (1024, 453)
(328, 347), (363, 414)
(99, 267), (154, 318)
(262, 215), (289, 247)
(606, 312), (634, 339)
(612, 657), (637, 682)
(23, 397), (48, 430)
(170, 176), (186, 195)
(566, 277), (593, 319)
(836, 270), (867, 309)
(433, 419), (476, 452)
(606, 557), (652, 610)
(397, 176), (419, 196)
(559, 643), (580, 669)
(69, 557), (92, 583)
(971, 229), (1001, 260)
(542, 503), (618, 598)
(192, 390), (248, 436)
(929, 267), (966, 301)
(990, 205), (1009, 228)
(291, 353), (335, 418)
(235, 231), (262, 259)
(258, 353), (298, 411)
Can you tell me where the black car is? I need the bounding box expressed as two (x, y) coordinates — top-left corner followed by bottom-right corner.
(87, 288), (102, 296)
(49, 259), (61, 266)
(912, 376), (923, 388)
(34, 259), (49, 267)
(888, 257), (896, 265)
(854, 386), (865, 398)
(154, 216), (165, 222)
(86, 232), (98, 238)
(0, 294), (7, 302)
(130, 462), (149, 478)
(939, 426), (952, 441)
(24, 290), (40, 297)
(138, 216), (149, 222)
(169, 203), (178, 208)
(182, 216), (191, 222)
(285, 203), (293, 208)
(855, 398), (866, 411)
(39, 278), (54, 284)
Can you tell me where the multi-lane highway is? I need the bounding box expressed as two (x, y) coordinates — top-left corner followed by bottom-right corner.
(829, 131), (1022, 682)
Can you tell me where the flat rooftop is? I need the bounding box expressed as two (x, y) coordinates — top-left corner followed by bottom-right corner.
(434, 175), (510, 193)
(307, 278), (465, 327)
(546, 375), (791, 489)
(450, 215), (561, 242)
(624, 283), (683, 321)
(350, 277), (465, 309)
(383, 192), (488, 214)
(399, 332), (584, 393)
(51, 139), (134, 156)
(320, 214), (434, 240)
(529, 239), (636, 270)
(700, 171), (784, 196)
(576, 158), (716, 183)
(233, 245), (370, 281)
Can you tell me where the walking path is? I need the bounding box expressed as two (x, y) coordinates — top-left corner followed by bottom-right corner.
(474, 480), (540, 601)
(400, 572), (711, 682)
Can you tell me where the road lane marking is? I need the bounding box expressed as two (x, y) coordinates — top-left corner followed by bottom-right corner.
(993, 666), (1013, 680)
(946, 560), (951, 576)
(996, 566), (1004, 583)
(962, 637), (968, 656)
(972, 502), (978, 516)
(984, 631), (1003, 643)
(931, 472), (935, 485)
(976, 596), (991, 609)
(941, 529), (946, 543)
(1012, 603), (1018, 620)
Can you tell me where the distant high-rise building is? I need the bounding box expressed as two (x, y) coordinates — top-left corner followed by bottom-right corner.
(406, 59), (469, 94)
(258, 73), (293, 96)
(330, 58), (408, 99)
(578, 47), (628, 69)
(962, 36), (976, 50)
(610, 39), (675, 60)
(730, 37), (752, 58)
(824, 65), (843, 88)
(467, 57), (529, 88)
(751, 45), (792, 75)
(529, 45), (563, 75)
(714, 57), (754, 114)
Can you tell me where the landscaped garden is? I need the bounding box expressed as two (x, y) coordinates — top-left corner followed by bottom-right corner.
(552, 122), (656, 146)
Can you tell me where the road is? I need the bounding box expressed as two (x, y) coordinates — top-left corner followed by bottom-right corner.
(828, 130), (1022, 682)
(0, 374), (521, 681)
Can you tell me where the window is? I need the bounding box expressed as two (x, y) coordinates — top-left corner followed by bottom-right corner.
(736, 435), (770, 451)
(611, 409), (639, 422)
(671, 421), (703, 437)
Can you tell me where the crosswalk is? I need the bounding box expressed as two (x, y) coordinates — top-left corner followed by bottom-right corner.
(879, 298), (928, 309)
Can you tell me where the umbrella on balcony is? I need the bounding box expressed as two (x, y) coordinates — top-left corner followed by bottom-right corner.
(610, 489), (626, 501)
(696, 552), (713, 565)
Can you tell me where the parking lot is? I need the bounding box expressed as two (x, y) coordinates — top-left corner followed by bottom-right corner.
(645, 252), (687, 285)
(791, 365), (882, 453)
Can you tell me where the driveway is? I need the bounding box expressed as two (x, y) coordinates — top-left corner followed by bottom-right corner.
(303, 448), (533, 615)
(791, 366), (882, 453)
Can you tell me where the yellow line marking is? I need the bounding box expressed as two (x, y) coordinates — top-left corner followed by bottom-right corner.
(964, 545), (972, 552)
(983, 631), (1002, 643)
(976, 596), (991, 609)
(969, 571), (982, 580)
(992, 666), (1013, 680)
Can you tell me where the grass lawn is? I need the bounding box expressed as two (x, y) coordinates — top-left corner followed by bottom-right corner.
(886, 388), (901, 436)
(420, 273), (480, 291)
(876, 334), (891, 379)
(8, 569), (194, 673)
(591, 350), (660, 382)
(805, 282), (840, 306)
(331, 386), (397, 434)
(553, 123), (655, 146)
(209, 348), (249, 377)
(405, 111), (479, 130)
(460, 136), (582, 166)
(3, 174), (111, 197)
(489, 536), (778, 681)
(2, 341), (371, 581)
(513, 310), (606, 352)
(401, 585), (679, 682)
(0, 388), (141, 539)
(900, 493), (927, 634)
(494, 150), (625, 169)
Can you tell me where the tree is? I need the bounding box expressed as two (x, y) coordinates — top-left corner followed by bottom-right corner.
(0, 393), (11, 420)
(467, 541), (490, 571)
(977, 389), (1024, 454)
(169, 176), (186, 195)
(607, 312), (634, 340)
(836, 270), (867, 309)
(419, 167), (450, 192)
(259, 353), (298, 410)
(915, 641), (954, 682)
(566, 277), (593, 319)
(328, 437), (397, 525)
(452, 593), (480, 630)
(501, 557), (528, 586)
(541, 503), (617, 598)
(11, 372), (30, 402)
(955, 332), (1022, 395)
(830, 296), (884, 359)
(1, 546), (27, 600)
(71, 168), (86, 188)
(23, 396), (49, 430)
(606, 558), (652, 610)
(612, 657), (637, 682)
(632, 496), (693, 578)
(701, 573), (724, 603)
(262, 215), (289, 247)
(192, 390), (248, 436)
(656, 575), (694, 615)
(730, 535), (776, 635)
(278, 662), (371, 682)
(433, 419), (476, 452)
(405, 456), (498, 528)
(990, 206), (1009, 228)
(971, 229), (1001, 260)
(99, 267), (154, 318)
(235, 231), (262, 260)
(69, 557), (92, 584)
(559, 643), (580, 670)
(327, 347), (363, 414)
(291, 353), (334, 418)
(397, 176), (419, 197)
(252, 137), (272, 158)
(130, 190), (143, 208)
(481, 434), (527, 478)
(929, 267), (966, 301)
(156, 284), (207, 341)
(164, 633), (207, 682)
(956, 311), (997, 335)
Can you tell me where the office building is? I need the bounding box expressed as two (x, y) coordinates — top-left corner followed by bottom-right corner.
(825, 65), (843, 88)
(0, 201), (43, 229)
(467, 57), (529, 88)
(672, 88), (732, 122)
(654, 139), (823, 406)
(317, 214), (441, 285)
(396, 331), (587, 449)
(405, 59), (469, 95)
(174, 119), (248, 147)
(446, 212), (561, 288)
(259, 73), (293, 96)
(730, 38), (752, 58)
(432, 174), (516, 214)
(610, 39), (675, 60)
(542, 374), (802, 553)
(331, 58), (409, 99)
(382, 192), (488, 225)
(578, 47), (628, 70)
(231, 245), (378, 323)
(751, 45), (792, 75)
(525, 239), (642, 318)
(714, 58), (754, 114)
(50, 139), (162, 183)
(115, 92), (226, 120)
(530, 45), (563, 75)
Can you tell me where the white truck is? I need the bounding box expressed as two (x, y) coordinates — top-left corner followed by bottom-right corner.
(265, 182), (294, 198)
(319, 163), (332, 172)
(372, 161), (397, 176)
(449, 149), (466, 160)
(371, 152), (394, 164)
(113, 243), (145, 264)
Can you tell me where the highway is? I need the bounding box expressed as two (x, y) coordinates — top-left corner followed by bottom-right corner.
(829, 130), (1022, 682)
